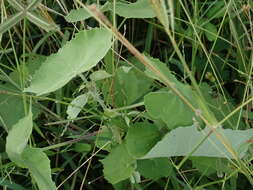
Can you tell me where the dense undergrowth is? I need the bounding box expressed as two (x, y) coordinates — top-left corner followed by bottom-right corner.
(0, 0), (253, 189)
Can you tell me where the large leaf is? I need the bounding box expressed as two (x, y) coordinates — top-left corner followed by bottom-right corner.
(6, 111), (56, 189)
(125, 122), (161, 158)
(142, 125), (253, 159)
(101, 143), (136, 184)
(144, 91), (195, 129)
(24, 28), (112, 95)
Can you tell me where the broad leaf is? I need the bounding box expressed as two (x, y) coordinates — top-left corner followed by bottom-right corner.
(142, 125), (253, 159)
(6, 111), (56, 189)
(125, 122), (161, 158)
(24, 28), (112, 95)
(137, 158), (173, 179)
(144, 91), (195, 129)
(67, 93), (89, 120)
(101, 143), (136, 184)
(22, 147), (56, 190)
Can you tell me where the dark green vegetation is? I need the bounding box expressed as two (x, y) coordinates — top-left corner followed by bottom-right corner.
(0, 0), (253, 189)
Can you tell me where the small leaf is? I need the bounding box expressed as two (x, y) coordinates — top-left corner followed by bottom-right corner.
(65, 3), (111, 22)
(125, 122), (161, 158)
(206, 1), (226, 19)
(115, 0), (156, 18)
(24, 28), (112, 95)
(101, 143), (136, 184)
(67, 93), (88, 120)
(144, 91), (195, 129)
(6, 110), (33, 166)
(137, 158), (173, 179)
(73, 143), (91, 153)
(142, 126), (253, 159)
(89, 70), (112, 81)
(204, 22), (218, 42)
(95, 126), (113, 152)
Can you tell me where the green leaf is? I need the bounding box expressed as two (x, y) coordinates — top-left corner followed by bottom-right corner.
(6, 111), (56, 190)
(89, 70), (112, 81)
(190, 157), (230, 176)
(115, 0), (156, 18)
(100, 65), (152, 107)
(73, 143), (91, 153)
(204, 22), (218, 42)
(125, 122), (161, 158)
(24, 28), (112, 95)
(142, 125), (253, 159)
(144, 91), (195, 129)
(0, 56), (43, 130)
(101, 143), (136, 184)
(0, 178), (27, 190)
(6, 110), (33, 166)
(67, 93), (89, 120)
(22, 147), (56, 190)
(0, 85), (40, 131)
(137, 158), (173, 179)
(0, 85), (27, 130)
(144, 55), (195, 102)
(95, 126), (113, 152)
(65, 3), (111, 22)
(206, 1), (226, 19)
(200, 83), (242, 129)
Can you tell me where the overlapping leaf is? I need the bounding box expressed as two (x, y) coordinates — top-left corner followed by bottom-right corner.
(6, 111), (56, 189)
(24, 28), (112, 95)
(101, 143), (136, 184)
(65, 0), (156, 22)
(142, 125), (253, 159)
